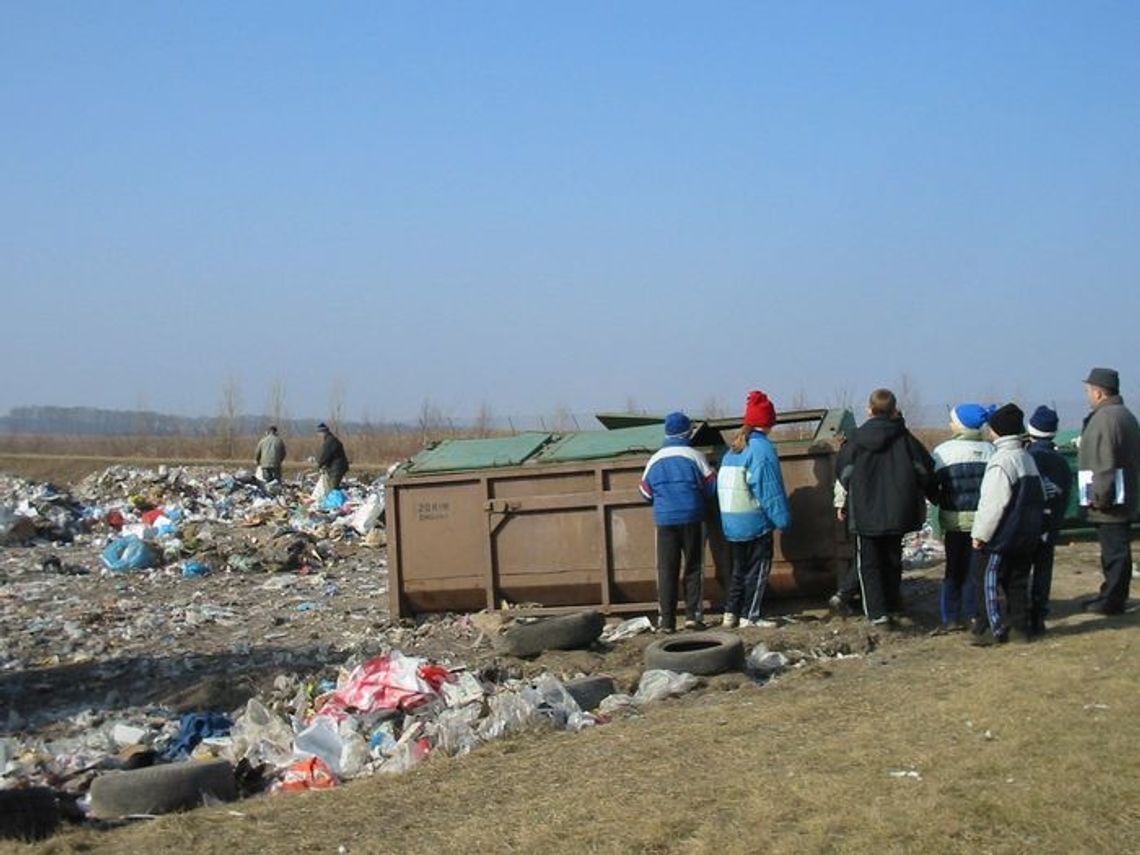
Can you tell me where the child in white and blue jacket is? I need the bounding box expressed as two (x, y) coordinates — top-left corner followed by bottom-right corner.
(640, 411), (717, 632)
(970, 403), (1046, 645)
(931, 403), (995, 631)
(716, 391), (791, 628)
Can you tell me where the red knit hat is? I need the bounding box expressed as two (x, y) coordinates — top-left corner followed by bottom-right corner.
(744, 390), (776, 429)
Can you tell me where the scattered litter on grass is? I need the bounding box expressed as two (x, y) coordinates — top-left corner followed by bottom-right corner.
(888, 769), (923, 781)
(746, 645), (790, 678)
(601, 616), (654, 642)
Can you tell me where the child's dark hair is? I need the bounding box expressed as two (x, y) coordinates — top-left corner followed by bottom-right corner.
(868, 388), (898, 417)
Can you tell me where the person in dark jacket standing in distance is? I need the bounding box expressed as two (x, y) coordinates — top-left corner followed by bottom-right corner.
(639, 411), (717, 633)
(1025, 405), (1073, 635)
(1078, 367), (1140, 615)
(970, 404), (1046, 645)
(835, 388), (937, 626)
(316, 422), (350, 490)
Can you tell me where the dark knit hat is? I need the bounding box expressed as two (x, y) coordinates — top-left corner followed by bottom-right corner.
(988, 403), (1025, 438)
(1084, 367), (1120, 394)
(743, 390), (776, 430)
(316, 422), (329, 432)
(664, 411), (692, 439)
(1028, 405), (1059, 439)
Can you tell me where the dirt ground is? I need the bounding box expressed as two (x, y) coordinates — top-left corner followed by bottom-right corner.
(3, 529), (1137, 853)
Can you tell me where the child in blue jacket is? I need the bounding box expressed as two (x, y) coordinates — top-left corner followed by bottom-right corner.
(640, 411), (717, 632)
(716, 391), (791, 628)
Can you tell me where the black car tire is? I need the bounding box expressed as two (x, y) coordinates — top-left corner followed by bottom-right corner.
(0, 787), (60, 841)
(89, 759), (237, 818)
(499, 611), (605, 658)
(564, 675), (617, 711)
(644, 631), (745, 676)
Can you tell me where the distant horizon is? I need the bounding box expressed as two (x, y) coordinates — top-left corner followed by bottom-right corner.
(0, 395), (1110, 435)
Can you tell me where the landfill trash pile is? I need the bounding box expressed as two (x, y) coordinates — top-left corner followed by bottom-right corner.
(1, 464), (886, 840)
(902, 524), (945, 570)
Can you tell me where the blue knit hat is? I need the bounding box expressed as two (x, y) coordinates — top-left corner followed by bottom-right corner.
(664, 411), (692, 439)
(951, 403), (992, 431)
(1028, 405), (1059, 438)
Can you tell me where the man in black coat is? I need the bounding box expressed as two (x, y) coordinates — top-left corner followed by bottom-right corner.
(316, 422), (350, 490)
(835, 388), (937, 625)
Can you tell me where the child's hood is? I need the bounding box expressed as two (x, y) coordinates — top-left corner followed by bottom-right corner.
(854, 416), (908, 452)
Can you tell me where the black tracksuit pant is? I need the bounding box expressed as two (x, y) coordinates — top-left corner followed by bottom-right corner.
(656, 522), (704, 630)
(1028, 536), (1057, 629)
(974, 550), (1032, 637)
(857, 534), (903, 620)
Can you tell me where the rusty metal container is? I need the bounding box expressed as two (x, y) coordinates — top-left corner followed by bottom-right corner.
(386, 408), (856, 618)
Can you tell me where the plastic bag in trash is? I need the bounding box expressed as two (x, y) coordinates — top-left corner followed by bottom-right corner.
(428, 704), (483, 757)
(315, 651), (440, 722)
(746, 645), (789, 677)
(293, 717), (345, 774)
(349, 492), (385, 534)
(320, 489), (347, 511)
(533, 674), (592, 732)
(598, 693), (637, 716)
(477, 687), (546, 741)
(368, 720), (399, 758)
(226, 698), (295, 770)
(633, 670), (699, 705)
(378, 721), (430, 775)
(274, 755), (339, 793)
(101, 535), (156, 571)
(181, 560), (210, 577)
(600, 616), (654, 642)
(311, 473), (331, 504)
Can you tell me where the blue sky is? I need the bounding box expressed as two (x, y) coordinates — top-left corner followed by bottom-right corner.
(2, 2), (1137, 428)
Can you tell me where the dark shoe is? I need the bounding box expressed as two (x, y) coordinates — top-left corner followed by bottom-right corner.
(970, 631), (1007, 648)
(828, 594), (854, 618)
(1009, 628), (1033, 644)
(1085, 602), (1124, 616)
(1081, 597), (1105, 611)
(683, 618), (707, 631)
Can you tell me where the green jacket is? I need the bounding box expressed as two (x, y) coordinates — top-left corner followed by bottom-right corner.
(255, 433), (287, 468)
(1078, 395), (1140, 524)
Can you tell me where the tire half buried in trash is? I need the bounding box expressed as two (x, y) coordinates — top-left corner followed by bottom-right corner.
(89, 759), (237, 818)
(644, 631), (745, 676)
(0, 787), (60, 842)
(498, 611), (604, 658)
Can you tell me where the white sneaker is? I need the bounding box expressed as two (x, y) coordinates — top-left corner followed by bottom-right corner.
(742, 618), (778, 629)
(722, 613), (738, 628)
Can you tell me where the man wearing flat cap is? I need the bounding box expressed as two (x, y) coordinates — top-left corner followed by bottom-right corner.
(1078, 367), (1140, 614)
